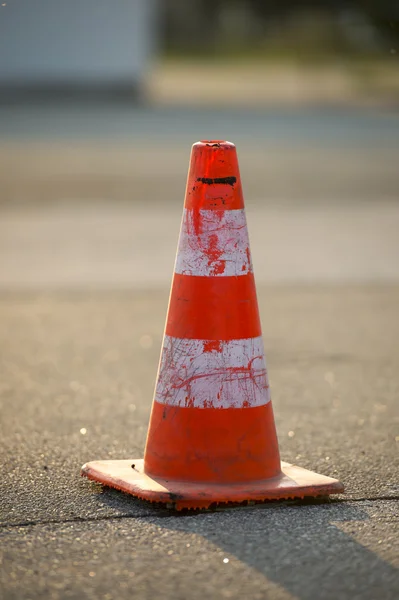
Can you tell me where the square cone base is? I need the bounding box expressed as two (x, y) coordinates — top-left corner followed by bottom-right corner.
(81, 459), (344, 510)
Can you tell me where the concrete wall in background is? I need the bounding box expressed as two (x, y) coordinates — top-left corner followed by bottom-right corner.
(0, 0), (157, 88)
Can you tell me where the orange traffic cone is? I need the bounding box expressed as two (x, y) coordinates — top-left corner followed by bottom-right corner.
(82, 140), (344, 509)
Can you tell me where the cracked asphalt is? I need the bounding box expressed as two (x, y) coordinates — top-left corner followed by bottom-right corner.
(0, 104), (398, 599)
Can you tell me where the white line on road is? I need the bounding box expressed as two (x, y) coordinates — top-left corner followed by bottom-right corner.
(1, 202), (398, 288)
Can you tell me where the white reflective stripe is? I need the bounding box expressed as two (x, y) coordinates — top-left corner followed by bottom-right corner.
(175, 209), (253, 277)
(155, 335), (270, 409)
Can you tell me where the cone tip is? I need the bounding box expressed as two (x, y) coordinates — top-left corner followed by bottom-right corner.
(194, 140), (235, 149)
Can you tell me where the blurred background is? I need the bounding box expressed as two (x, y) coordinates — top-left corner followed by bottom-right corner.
(0, 0), (398, 287)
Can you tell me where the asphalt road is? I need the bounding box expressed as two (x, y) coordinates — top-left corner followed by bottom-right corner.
(0, 104), (398, 599)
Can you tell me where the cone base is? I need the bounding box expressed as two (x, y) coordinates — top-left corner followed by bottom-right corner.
(81, 459), (344, 510)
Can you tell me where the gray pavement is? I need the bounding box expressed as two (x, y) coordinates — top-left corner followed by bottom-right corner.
(0, 104), (398, 599)
(1, 286), (398, 598)
(1, 501), (398, 600)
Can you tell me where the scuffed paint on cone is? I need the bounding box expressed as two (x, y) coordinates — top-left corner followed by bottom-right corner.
(81, 140), (344, 508)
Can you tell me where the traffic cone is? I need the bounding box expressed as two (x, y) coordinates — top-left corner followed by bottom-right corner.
(81, 140), (344, 509)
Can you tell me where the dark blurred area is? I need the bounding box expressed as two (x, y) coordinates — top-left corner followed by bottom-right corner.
(163, 0), (399, 57)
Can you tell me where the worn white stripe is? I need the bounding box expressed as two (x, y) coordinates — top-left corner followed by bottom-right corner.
(155, 335), (270, 409)
(175, 209), (253, 277)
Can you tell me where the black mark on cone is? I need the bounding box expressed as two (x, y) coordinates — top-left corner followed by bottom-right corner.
(197, 176), (236, 186)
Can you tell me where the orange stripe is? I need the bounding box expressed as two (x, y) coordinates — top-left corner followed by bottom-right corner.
(166, 273), (262, 340)
(144, 401), (281, 483)
(184, 183), (244, 211)
(185, 142), (244, 210)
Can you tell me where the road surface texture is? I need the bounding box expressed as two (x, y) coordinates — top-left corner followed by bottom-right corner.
(0, 103), (398, 600)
